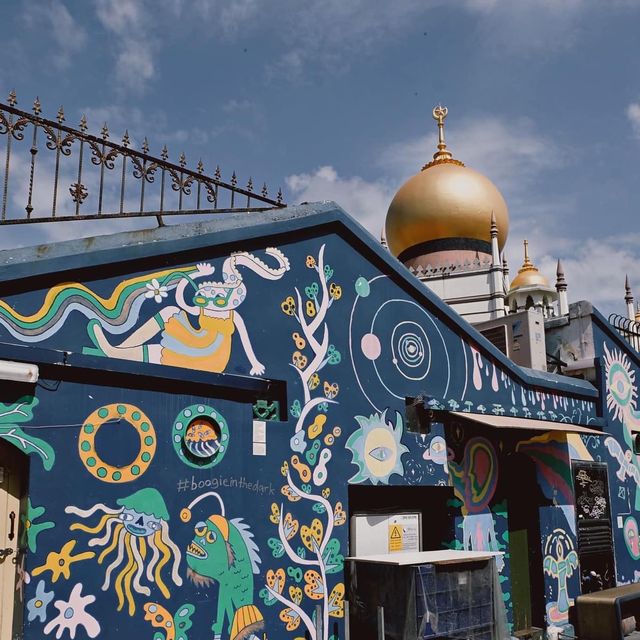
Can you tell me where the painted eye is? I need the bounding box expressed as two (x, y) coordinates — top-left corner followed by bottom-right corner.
(120, 513), (134, 522)
(194, 522), (207, 537)
(368, 446), (391, 462)
(147, 521), (160, 531)
(432, 441), (443, 453)
(206, 530), (217, 544)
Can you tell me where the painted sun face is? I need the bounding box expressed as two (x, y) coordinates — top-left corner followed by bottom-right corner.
(364, 428), (397, 479)
(346, 410), (409, 485)
(119, 507), (162, 537)
(604, 344), (638, 423)
(609, 363), (634, 408)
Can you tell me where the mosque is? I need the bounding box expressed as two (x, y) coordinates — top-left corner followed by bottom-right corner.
(1, 97), (640, 640)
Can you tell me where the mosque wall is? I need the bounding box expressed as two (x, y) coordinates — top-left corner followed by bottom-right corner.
(0, 225), (599, 639)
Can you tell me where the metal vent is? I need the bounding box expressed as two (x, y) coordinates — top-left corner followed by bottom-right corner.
(479, 324), (508, 356)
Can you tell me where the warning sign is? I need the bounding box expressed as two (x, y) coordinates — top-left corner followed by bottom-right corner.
(389, 524), (403, 552)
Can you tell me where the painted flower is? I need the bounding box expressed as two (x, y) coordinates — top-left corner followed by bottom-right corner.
(27, 579), (54, 623)
(145, 279), (168, 303)
(44, 583), (100, 639)
(32, 540), (94, 583)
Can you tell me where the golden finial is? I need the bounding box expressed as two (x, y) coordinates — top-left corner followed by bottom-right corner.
(423, 104), (464, 170)
(433, 105), (448, 148)
(523, 239), (531, 266)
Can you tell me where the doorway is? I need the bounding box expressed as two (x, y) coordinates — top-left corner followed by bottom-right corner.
(502, 451), (547, 632)
(0, 438), (28, 640)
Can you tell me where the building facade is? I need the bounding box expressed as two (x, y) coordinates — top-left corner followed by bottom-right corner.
(0, 105), (639, 640)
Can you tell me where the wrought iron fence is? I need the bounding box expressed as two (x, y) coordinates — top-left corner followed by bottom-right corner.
(0, 91), (284, 226)
(608, 313), (640, 354)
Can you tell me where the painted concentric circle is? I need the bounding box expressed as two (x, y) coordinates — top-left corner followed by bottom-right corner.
(78, 403), (156, 482)
(172, 404), (229, 468)
(349, 275), (455, 412)
(391, 321), (431, 378)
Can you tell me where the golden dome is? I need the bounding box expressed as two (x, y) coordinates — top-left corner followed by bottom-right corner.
(385, 106), (509, 260)
(509, 240), (551, 291)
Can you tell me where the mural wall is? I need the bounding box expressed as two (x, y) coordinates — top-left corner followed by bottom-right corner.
(587, 330), (640, 586)
(0, 229), (599, 639)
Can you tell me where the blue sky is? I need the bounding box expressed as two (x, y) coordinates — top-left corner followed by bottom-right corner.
(1, 0), (640, 314)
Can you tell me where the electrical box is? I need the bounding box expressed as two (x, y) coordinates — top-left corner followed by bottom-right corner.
(350, 512), (421, 556)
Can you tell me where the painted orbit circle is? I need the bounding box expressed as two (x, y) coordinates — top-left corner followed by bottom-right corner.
(78, 403), (156, 482)
(172, 404), (229, 469)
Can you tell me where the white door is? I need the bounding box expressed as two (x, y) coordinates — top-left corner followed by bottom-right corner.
(0, 439), (26, 640)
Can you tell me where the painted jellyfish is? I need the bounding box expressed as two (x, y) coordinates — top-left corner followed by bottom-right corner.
(65, 488), (182, 616)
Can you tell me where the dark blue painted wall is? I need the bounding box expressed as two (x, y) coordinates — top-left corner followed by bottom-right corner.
(0, 223), (600, 639)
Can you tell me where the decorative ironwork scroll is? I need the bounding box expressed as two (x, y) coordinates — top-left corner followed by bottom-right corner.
(0, 91), (284, 226)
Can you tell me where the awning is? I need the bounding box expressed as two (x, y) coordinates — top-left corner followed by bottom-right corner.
(449, 411), (602, 435)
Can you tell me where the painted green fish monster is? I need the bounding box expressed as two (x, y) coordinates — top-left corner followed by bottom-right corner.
(186, 513), (263, 640)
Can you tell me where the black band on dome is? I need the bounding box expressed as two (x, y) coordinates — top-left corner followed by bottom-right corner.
(398, 237), (492, 263)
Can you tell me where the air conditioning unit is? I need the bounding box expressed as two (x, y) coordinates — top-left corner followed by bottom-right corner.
(475, 308), (547, 371)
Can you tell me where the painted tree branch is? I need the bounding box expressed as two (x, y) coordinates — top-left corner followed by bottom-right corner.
(286, 470), (334, 554)
(294, 396), (337, 434)
(265, 585), (316, 640)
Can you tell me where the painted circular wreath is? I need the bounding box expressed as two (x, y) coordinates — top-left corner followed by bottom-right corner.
(172, 404), (229, 468)
(78, 403), (156, 482)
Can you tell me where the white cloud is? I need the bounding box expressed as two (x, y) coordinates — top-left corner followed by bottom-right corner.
(285, 112), (635, 317)
(287, 113), (567, 244)
(463, 0), (586, 53)
(94, 0), (157, 91)
(80, 104), (210, 150)
(114, 41), (155, 88)
(23, 0), (87, 69)
(536, 234), (640, 317)
(286, 166), (393, 238)
(84, 0), (612, 90)
(627, 102), (640, 138)
(382, 115), (563, 194)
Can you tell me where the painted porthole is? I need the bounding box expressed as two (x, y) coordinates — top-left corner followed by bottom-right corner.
(172, 404), (229, 468)
(78, 404), (156, 483)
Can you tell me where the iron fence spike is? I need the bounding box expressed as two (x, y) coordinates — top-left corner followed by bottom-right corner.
(32, 96), (41, 115)
(101, 123), (109, 140)
(57, 105), (65, 123)
(79, 115), (88, 132)
(8, 89), (17, 106)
